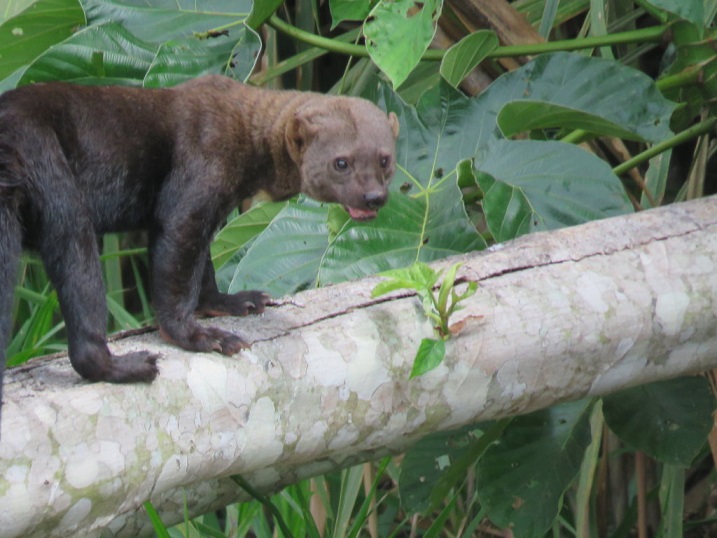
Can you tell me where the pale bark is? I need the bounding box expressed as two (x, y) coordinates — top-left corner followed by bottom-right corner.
(2, 196), (717, 537)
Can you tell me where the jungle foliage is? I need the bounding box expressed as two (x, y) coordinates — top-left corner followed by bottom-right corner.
(2, 0), (717, 536)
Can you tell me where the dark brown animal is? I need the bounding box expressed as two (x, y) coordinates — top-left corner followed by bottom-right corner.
(0, 75), (399, 429)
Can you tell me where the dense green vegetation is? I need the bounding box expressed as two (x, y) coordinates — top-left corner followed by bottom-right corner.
(2, 0), (717, 536)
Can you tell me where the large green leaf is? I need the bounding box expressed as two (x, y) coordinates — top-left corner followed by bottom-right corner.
(19, 22), (155, 86)
(226, 199), (330, 297)
(603, 377), (715, 466)
(0, 0), (84, 82)
(79, 0), (258, 86)
(144, 28), (260, 87)
(6, 0), (259, 88)
(212, 202), (287, 269)
(476, 140), (633, 242)
(363, 0), (442, 88)
(83, 0), (253, 43)
(499, 102), (658, 142)
(492, 52), (675, 143)
(644, 0), (704, 26)
(476, 399), (594, 537)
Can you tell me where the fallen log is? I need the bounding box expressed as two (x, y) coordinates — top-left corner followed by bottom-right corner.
(1, 196), (716, 537)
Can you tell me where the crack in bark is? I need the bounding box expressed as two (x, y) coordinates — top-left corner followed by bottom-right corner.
(252, 290), (419, 343)
(466, 217), (717, 282)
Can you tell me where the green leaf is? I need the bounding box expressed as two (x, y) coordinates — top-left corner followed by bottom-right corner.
(498, 102), (660, 142)
(476, 399), (594, 537)
(398, 419), (512, 514)
(212, 202), (287, 269)
(7, 297), (63, 365)
(19, 22), (155, 86)
(144, 27), (260, 87)
(12, 0), (260, 88)
(658, 464), (685, 538)
(372, 262), (439, 298)
(476, 140), (633, 242)
(410, 338), (445, 378)
(395, 60), (442, 106)
(364, 0), (442, 88)
(491, 52), (675, 143)
(602, 377), (715, 466)
(436, 262), (460, 314)
(537, 0), (560, 38)
(644, 0), (704, 26)
(0, 0), (84, 82)
(83, 0), (252, 44)
(329, 0), (375, 27)
(143, 501), (171, 538)
(226, 198), (330, 297)
(440, 30), (498, 88)
(399, 423), (488, 513)
(334, 466), (365, 538)
(81, 0), (259, 87)
(641, 149), (671, 209)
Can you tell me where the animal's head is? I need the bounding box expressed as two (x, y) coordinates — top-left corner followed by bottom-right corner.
(286, 97), (400, 220)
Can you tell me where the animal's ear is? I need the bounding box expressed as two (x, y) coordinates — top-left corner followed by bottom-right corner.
(388, 112), (400, 139)
(285, 110), (319, 164)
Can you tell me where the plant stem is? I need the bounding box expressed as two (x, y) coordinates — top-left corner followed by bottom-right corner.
(657, 64), (702, 92)
(428, 25), (667, 59)
(268, 14), (668, 60)
(251, 27), (362, 86)
(612, 117), (717, 176)
(269, 14), (366, 56)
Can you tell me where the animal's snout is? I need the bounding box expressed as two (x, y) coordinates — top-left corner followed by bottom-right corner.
(364, 190), (387, 210)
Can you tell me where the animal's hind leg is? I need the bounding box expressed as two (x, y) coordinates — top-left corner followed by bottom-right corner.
(39, 202), (159, 383)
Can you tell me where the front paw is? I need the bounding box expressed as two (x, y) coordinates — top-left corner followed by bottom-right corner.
(161, 325), (248, 356)
(109, 351), (160, 382)
(197, 290), (271, 317)
(230, 290), (271, 315)
(194, 327), (249, 355)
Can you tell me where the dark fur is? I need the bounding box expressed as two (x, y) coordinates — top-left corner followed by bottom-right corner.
(0, 75), (399, 436)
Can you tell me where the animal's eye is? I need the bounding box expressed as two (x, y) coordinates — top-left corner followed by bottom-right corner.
(334, 158), (349, 171)
(380, 156), (390, 168)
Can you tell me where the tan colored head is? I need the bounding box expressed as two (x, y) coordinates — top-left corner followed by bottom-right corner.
(285, 97), (400, 220)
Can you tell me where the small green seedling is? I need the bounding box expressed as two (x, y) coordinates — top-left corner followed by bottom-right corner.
(372, 262), (478, 377)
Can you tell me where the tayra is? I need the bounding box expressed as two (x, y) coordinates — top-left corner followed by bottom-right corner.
(0, 75), (399, 413)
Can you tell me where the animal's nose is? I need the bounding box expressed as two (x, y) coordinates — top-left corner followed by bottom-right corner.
(364, 190), (387, 210)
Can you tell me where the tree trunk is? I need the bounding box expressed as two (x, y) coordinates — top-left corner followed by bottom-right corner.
(2, 196), (717, 537)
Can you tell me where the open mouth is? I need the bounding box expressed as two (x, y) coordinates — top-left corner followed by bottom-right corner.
(344, 205), (378, 221)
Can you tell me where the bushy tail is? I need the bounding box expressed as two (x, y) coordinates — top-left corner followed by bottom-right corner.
(0, 195), (21, 442)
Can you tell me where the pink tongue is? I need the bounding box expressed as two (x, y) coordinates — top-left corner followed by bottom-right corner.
(347, 206), (378, 220)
